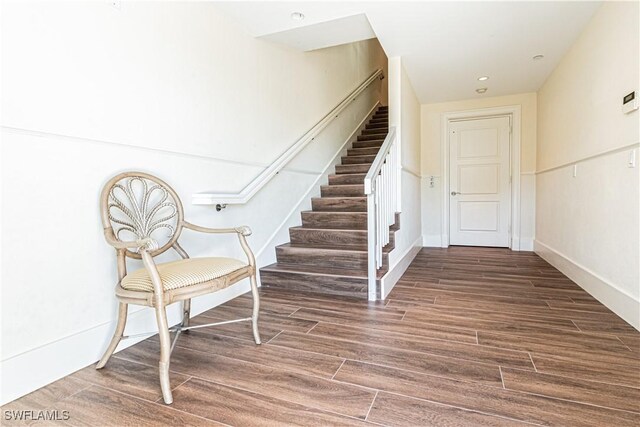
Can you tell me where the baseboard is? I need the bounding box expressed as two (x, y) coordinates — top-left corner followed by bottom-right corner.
(1, 101), (382, 406)
(255, 101), (381, 267)
(0, 281), (250, 405)
(380, 236), (422, 299)
(422, 234), (442, 247)
(534, 239), (640, 331)
(432, 234), (534, 251)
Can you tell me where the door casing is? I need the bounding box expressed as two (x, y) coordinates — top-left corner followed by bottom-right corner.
(440, 105), (522, 250)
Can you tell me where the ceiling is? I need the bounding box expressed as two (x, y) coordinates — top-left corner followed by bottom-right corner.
(261, 13), (376, 51)
(215, 1), (601, 103)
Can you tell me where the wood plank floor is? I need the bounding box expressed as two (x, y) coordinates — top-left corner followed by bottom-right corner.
(3, 247), (639, 426)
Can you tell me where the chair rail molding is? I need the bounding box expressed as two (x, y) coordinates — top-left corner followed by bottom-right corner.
(193, 69), (384, 207)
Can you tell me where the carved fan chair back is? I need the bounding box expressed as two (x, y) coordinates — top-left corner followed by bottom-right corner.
(102, 173), (184, 258)
(96, 171), (261, 405)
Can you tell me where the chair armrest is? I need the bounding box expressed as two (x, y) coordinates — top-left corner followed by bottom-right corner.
(182, 221), (255, 267)
(182, 221), (252, 236)
(103, 229), (156, 251)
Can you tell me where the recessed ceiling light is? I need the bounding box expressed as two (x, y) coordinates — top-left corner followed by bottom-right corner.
(291, 12), (305, 21)
(476, 88), (488, 94)
(478, 76), (489, 81)
(533, 54), (545, 61)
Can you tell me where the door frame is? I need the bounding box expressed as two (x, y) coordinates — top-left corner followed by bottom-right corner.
(441, 105), (522, 250)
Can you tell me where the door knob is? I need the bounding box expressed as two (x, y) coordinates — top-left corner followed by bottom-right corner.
(451, 191), (460, 196)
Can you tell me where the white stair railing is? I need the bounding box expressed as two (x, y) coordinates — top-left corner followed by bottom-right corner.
(364, 127), (399, 301)
(192, 68), (384, 209)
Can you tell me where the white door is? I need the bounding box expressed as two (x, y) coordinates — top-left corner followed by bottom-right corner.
(449, 116), (511, 247)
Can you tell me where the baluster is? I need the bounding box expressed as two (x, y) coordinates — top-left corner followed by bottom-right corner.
(375, 174), (382, 268)
(391, 144), (396, 224)
(383, 161), (388, 246)
(381, 162), (386, 252)
(391, 143), (396, 224)
(384, 158), (390, 245)
(378, 171), (383, 267)
(388, 153), (392, 226)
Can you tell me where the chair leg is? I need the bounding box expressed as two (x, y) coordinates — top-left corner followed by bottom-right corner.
(250, 274), (261, 345)
(96, 302), (128, 369)
(155, 305), (173, 404)
(181, 299), (191, 332)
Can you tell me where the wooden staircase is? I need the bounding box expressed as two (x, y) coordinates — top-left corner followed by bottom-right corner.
(260, 106), (399, 298)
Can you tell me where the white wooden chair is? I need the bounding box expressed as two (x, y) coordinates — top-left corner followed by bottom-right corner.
(96, 171), (260, 404)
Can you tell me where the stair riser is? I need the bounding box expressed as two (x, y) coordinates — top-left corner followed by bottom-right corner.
(312, 197), (367, 212)
(352, 140), (383, 149)
(290, 228), (368, 245)
(290, 227), (395, 247)
(335, 164), (370, 174)
(328, 174), (365, 185)
(371, 115), (388, 121)
(320, 185), (364, 197)
(358, 134), (388, 141)
(362, 128), (389, 135)
(341, 155), (375, 165)
(368, 122), (388, 128)
(301, 212), (368, 229)
(260, 270), (368, 298)
(276, 247), (386, 272)
(347, 147), (379, 156)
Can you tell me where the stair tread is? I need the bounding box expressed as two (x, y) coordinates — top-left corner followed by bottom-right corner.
(290, 225), (398, 233)
(261, 263), (386, 280)
(289, 224), (367, 233)
(290, 225), (367, 232)
(312, 196), (366, 200)
(261, 263), (367, 278)
(348, 147), (380, 151)
(277, 242), (391, 254)
(355, 138), (385, 143)
(302, 210), (366, 215)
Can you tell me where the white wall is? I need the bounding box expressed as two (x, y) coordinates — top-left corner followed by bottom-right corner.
(382, 57), (422, 297)
(0, 1), (387, 403)
(420, 93), (537, 249)
(535, 2), (639, 329)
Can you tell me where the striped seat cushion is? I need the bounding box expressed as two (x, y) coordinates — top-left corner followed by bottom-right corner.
(121, 257), (247, 292)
